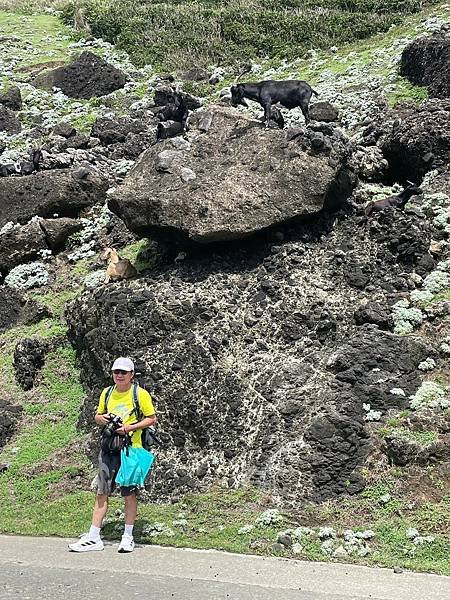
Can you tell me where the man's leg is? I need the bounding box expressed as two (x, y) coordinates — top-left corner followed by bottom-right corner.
(118, 491), (137, 553)
(124, 492), (137, 526)
(92, 493), (109, 527)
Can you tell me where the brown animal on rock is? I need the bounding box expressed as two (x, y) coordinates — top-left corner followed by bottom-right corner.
(364, 183), (423, 217)
(101, 248), (137, 283)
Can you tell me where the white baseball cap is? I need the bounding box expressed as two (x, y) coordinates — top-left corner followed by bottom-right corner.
(111, 357), (135, 372)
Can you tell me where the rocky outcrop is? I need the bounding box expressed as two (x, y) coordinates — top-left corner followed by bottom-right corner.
(400, 26), (450, 99)
(66, 199), (434, 503)
(109, 106), (354, 243)
(13, 338), (49, 391)
(0, 167), (109, 229)
(381, 99), (450, 182)
(0, 104), (21, 133)
(32, 51), (127, 99)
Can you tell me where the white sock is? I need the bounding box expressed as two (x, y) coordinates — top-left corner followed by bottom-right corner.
(88, 525), (101, 540)
(124, 524), (134, 537)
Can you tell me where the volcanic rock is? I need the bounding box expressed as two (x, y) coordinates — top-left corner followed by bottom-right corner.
(400, 27), (450, 99)
(309, 101), (339, 122)
(0, 104), (21, 133)
(66, 200), (432, 503)
(32, 51), (127, 99)
(109, 106), (354, 243)
(0, 85), (22, 111)
(0, 220), (47, 273)
(0, 167), (109, 229)
(381, 98), (450, 181)
(13, 338), (49, 391)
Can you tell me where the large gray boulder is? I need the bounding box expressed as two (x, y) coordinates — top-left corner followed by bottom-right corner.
(0, 167), (109, 228)
(109, 106), (354, 244)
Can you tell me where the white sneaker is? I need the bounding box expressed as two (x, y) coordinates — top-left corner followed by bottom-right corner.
(68, 534), (104, 552)
(118, 533), (135, 553)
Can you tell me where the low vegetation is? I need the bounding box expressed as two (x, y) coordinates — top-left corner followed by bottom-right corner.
(56, 0), (441, 70)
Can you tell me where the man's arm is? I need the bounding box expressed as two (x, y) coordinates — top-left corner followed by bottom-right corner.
(117, 415), (157, 435)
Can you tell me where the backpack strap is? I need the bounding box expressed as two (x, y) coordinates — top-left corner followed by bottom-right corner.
(104, 385), (114, 414)
(131, 382), (142, 421)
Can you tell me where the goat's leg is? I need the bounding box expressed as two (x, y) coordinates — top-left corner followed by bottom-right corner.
(262, 102), (272, 128)
(300, 102), (310, 125)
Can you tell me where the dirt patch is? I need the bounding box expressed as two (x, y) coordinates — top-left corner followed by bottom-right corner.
(23, 436), (93, 498)
(16, 60), (67, 75)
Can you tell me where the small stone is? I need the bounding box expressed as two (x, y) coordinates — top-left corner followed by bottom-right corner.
(277, 533), (292, 547)
(333, 545), (348, 558)
(291, 542), (303, 554)
(181, 167), (196, 183)
(393, 566), (404, 574)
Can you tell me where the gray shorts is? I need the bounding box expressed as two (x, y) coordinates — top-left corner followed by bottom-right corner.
(93, 450), (137, 497)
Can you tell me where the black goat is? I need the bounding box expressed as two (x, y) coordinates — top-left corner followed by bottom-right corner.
(157, 92), (189, 125)
(364, 183), (423, 216)
(0, 148), (42, 177)
(231, 79), (318, 126)
(156, 92), (189, 141)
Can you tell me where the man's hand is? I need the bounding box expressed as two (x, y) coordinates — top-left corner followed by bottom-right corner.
(116, 425), (129, 436)
(95, 414), (110, 426)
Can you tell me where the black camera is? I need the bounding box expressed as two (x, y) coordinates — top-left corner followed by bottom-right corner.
(101, 413), (124, 453)
(107, 413), (123, 429)
(102, 413), (123, 439)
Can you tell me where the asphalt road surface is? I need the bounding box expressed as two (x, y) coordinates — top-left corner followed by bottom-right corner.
(1, 535), (449, 600)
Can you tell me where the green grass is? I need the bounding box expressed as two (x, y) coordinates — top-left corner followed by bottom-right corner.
(120, 240), (156, 273)
(28, 288), (82, 317)
(0, 10), (72, 70)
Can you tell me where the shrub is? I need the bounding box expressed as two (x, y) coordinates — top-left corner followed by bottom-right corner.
(58, 0), (441, 70)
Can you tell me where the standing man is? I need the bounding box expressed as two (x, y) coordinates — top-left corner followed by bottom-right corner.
(69, 357), (156, 553)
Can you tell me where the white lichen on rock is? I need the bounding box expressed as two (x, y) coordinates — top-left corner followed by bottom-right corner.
(5, 262), (49, 289)
(418, 357), (436, 372)
(392, 299), (423, 334)
(410, 381), (449, 410)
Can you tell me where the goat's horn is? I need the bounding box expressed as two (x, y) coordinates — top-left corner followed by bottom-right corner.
(234, 63), (252, 84)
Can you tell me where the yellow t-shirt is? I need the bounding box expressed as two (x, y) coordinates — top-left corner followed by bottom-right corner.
(97, 385), (156, 448)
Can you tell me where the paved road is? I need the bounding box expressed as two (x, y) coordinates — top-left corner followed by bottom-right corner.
(1, 535), (449, 600)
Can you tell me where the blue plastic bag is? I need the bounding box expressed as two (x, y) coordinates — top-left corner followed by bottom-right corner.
(116, 447), (155, 487)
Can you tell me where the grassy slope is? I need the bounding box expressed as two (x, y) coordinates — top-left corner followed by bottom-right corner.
(0, 3), (449, 574)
